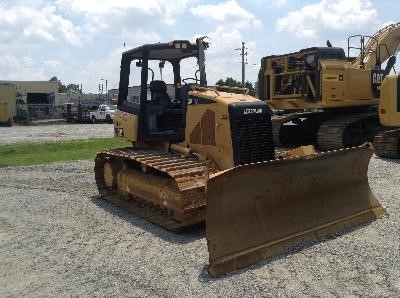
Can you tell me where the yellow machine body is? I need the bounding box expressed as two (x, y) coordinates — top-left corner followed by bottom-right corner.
(261, 55), (380, 110)
(258, 23), (400, 150)
(0, 103), (9, 123)
(113, 86), (267, 171)
(379, 74), (400, 126)
(95, 39), (387, 277)
(259, 22), (400, 110)
(373, 74), (400, 158)
(114, 110), (139, 141)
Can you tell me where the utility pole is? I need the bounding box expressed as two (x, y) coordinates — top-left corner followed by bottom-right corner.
(236, 42), (248, 87)
(105, 80), (108, 103)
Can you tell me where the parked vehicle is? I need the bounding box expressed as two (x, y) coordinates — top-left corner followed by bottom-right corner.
(90, 104), (117, 123)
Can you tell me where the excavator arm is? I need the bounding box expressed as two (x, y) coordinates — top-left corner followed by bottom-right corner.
(352, 22), (400, 70)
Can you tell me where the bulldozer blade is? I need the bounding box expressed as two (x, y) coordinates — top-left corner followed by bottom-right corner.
(206, 145), (386, 277)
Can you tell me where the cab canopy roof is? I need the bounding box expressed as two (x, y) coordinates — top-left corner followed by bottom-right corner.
(122, 40), (203, 61)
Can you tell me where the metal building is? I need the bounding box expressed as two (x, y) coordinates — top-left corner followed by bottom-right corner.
(0, 83), (16, 125)
(0, 80), (58, 123)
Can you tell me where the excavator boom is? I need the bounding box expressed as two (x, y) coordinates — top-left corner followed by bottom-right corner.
(352, 22), (400, 69)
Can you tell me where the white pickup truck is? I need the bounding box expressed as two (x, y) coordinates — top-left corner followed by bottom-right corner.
(90, 104), (117, 123)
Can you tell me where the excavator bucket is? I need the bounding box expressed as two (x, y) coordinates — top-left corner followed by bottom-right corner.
(206, 144), (386, 277)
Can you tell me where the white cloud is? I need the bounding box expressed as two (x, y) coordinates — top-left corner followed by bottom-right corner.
(276, 0), (378, 38)
(191, 0), (262, 29)
(44, 60), (63, 69)
(55, 0), (160, 15)
(250, 0), (287, 7)
(0, 54), (48, 80)
(189, 25), (248, 85)
(199, 26), (244, 54)
(120, 29), (162, 47)
(55, 0), (192, 27)
(1, 0), (395, 93)
(0, 5), (82, 45)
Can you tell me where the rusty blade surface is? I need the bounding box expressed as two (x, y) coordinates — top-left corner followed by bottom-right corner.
(206, 145), (387, 277)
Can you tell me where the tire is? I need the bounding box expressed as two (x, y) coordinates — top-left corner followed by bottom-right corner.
(92, 116), (97, 124)
(106, 115), (112, 123)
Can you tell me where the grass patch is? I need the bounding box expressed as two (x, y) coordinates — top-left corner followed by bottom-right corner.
(0, 138), (131, 167)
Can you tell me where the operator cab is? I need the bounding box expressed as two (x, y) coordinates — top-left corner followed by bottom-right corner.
(117, 39), (208, 142)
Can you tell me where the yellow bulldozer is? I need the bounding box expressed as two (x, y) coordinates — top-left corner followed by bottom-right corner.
(94, 38), (386, 277)
(258, 22), (400, 152)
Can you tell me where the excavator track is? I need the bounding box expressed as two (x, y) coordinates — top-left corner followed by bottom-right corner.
(271, 114), (298, 147)
(272, 112), (327, 147)
(373, 128), (400, 158)
(272, 111), (381, 151)
(94, 147), (217, 231)
(317, 112), (380, 151)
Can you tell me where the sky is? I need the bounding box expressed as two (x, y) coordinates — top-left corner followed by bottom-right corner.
(0, 0), (399, 93)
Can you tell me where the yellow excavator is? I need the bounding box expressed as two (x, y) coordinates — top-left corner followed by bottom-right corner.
(373, 74), (400, 157)
(94, 38), (386, 277)
(258, 22), (400, 151)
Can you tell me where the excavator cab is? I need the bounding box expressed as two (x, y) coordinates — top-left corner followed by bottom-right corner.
(115, 39), (208, 144)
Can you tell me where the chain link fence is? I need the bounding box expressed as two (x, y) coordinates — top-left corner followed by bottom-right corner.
(14, 100), (103, 124)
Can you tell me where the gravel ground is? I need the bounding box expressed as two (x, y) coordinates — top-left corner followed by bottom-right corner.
(0, 123), (114, 145)
(0, 125), (399, 296)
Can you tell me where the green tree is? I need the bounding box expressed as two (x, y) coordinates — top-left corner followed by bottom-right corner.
(216, 79), (224, 85)
(66, 84), (81, 94)
(244, 81), (255, 96)
(49, 77), (81, 94)
(254, 79), (259, 98)
(225, 77), (242, 87)
(215, 77), (256, 96)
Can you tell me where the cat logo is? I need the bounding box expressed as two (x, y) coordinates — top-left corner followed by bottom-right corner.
(244, 108), (263, 115)
(372, 72), (385, 84)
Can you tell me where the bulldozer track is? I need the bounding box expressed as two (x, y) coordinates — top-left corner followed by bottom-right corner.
(317, 112), (380, 151)
(373, 128), (400, 158)
(94, 148), (217, 231)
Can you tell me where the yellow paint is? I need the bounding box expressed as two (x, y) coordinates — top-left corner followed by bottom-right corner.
(379, 75), (400, 126)
(323, 74), (340, 81)
(0, 103), (8, 122)
(113, 110), (138, 141)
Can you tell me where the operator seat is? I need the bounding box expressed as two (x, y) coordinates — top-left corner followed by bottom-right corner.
(144, 80), (186, 142)
(150, 80), (171, 109)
